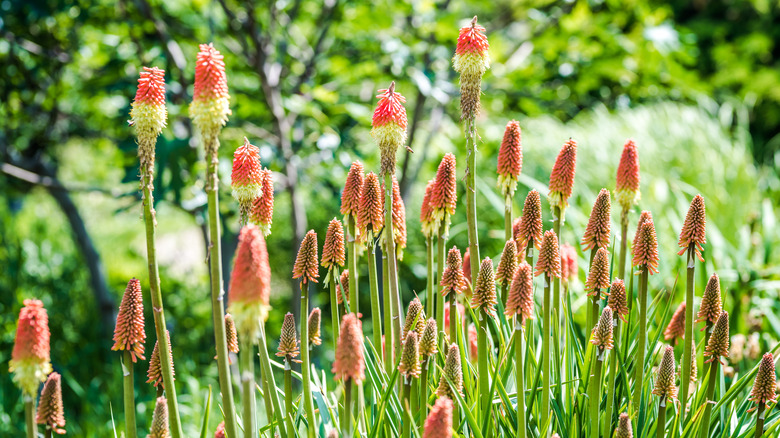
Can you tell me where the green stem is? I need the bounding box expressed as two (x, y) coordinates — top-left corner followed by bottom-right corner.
(45, 428), (52, 438)
(586, 249), (598, 337)
(122, 351), (137, 438)
(420, 360), (430, 417)
(24, 396), (35, 438)
(449, 299), (458, 350)
(589, 352), (605, 438)
(426, 235), (435, 323)
(515, 323), (527, 438)
(384, 173), (403, 367)
(347, 216), (359, 314)
(680, 248), (695, 419)
(329, 270), (341, 351)
(258, 323), (287, 438)
(505, 199), (512, 243)
(618, 207), (629, 282)
(259, 364), (275, 433)
(240, 337), (257, 438)
(141, 166), (183, 438)
(368, 239), (383, 367)
(632, 268), (649, 414)
(299, 281), (315, 438)
(465, 123), (480, 289)
(383, 247), (393, 375)
(553, 206), (563, 412)
(604, 319), (621, 434)
(754, 403), (766, 438)
(478, 309), (491, 424)
(343, 380), (353, 436)
(657, 396), (667, 438)
(542, 272), (552, 437)
(402, 380), (413, 438)
(698, 360), (720, 438)
(206, 156), (239, 438)
(284, 362), (295, 438)
(436, 227), (446, 342)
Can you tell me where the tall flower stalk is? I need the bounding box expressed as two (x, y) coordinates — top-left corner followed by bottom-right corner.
(277, 313), (301, 436)
(453, 16), (490, 290)
(419, 318), (438, 413)
(615, 139), (640, 281)
(535, 230), (561, 434)
(748, 353), (777, 437)
(371, 82), (407, 364)
(678, 194), (706, 413)
(582, 189), (611, 331)
(421, 178), (436, 320)
(431, 154), (457, 334)
(292, 230), (320, 438)
(130, 66), (183, 438)
(334, 314), (366, 435)
(112, 279), (146, 438)
(441, 247), (467, 343)
(472, 257), (497, 431)
(497, 120), (523, 241)
(605, 279), (628, 432)
(399, 331), (421, 438)
(341, 162), (364, 315)
(358, 172), (384, 363)
(699, 312), (729, 438)
(652, 346), (678, 438)
(631, 213), (659, 413)
(506, 262), (534, 438)
(322, 218), (346, 348)
(589, 307), (615, 438)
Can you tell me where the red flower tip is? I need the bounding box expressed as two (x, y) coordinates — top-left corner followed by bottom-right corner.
(322, 218), (346, 270)
(340, 161), (365, 218)
(10, 299), (52, 395)
(371, 82), (408, 175)
(616, 139), (640, 210)
(677, 194), (707, 262)
(420, 178), (436, 238)
(535, 230), (561, 279)
(133, 67), (166, 106)
(193, 43), (229, 102)
(585, 248), (611, 296)
(632, 216), (659, 275)
(515, 190), (543, 250)
(36, 372), (66, 434)
(441, 247), (468, 297)
(372, 82), (408, 130)
(505, 262), (534, 324)
(249, 169), (274, 236)
(357, 172), (384, 241)
(548, 139), (578, 213)
(581, 189), (612, 251)
(560, 243), (578, 284)
(455, 17), (489, 59)
(231, 138), (264, 211)
(112, 278), (146, 362)
(430, 154), (458, 234)
(293, 230), (320, 285)
(497, 120), (523, 198)
(228, 225), (271, 338)
(664, 303), (686, 343)
(332, 313), (365, 383)
(423, 396), (453, 438)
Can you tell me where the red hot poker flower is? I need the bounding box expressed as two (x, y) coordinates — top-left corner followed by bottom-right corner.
(249, 169), (274, 236)
(495, 240), (518, 288)
(615, 139), (640, 211)
(632, 217), (659, 275)
(371, 82), (408, 175)
(748, 353), (778, 410)
(9, 299), (52, 395)
(231, 138), (264, 218)
(228, 225), (271, 339)
(430, 154), (458, 235)
(420, 178), (436, 238)
(608, 279), (629, 322)
(112, 278), (146, 362)
(516, 190), (543, 251)
(423, 396), (453, 438)
(332, 313), (365, 383)
(581, 188), (612, 251)
(441, 247), (468, 297)
(190, 43), (231, 150)
(497, 120), (523, 199)
(36, 372), (66, 434)
(453, 17), (490, 123)
(548, 139), (577, 215)
(321, 218), (346, 270)
(664, 302), (686, 344)
(340, 161), (364, 218)
(585, 248), (611, 296)
(677, 194), (707, 262)
(535, 230), (561, 279)
(293, 230), (320, 285)
(505, 262), (534, 325)
(357, 172), (384, 241)
(131, 67), (167, 173)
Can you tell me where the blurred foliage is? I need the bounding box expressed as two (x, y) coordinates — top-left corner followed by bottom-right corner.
(1, 0), (779, 435)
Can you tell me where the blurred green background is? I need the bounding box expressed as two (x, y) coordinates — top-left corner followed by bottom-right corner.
(1, 0), (779, 435)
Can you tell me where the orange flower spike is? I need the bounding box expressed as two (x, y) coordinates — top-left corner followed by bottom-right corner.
(357, 172), (384, 241)
(608, 279), (629, 322)
(147, 330), (175, 389)
(340, 161), (365, 218)
(321, 218), (346, 270)
(517, 190), (543, 250)
(704, 312), (730, 365)
(560, 243), (578, 285)
(149, 396), (170, 438)
(664, 303), (686, 343)
(231, 138), (264, 218)
(505, 262), (534, 324)
(430, 154), (458, 234)
(437, 344), (464, 399)
(582, 188), (612, 251)
(453, 16), (490, 122)
(112, 278), (146, 362)
(9, 299), (52, 395)
(548, 139), (577, 216)
(419, 318), (438, 358)
(420, 178), (436, 238)
(423, 396), (453, 438)
(496, 240), (518, 288)
(632, 217), (659, 275)
(332, 313), (365, 383)
(130, 67), (167, 172)
(471, 257), (497, 317)
(224, 314), (239, 355)
(402, 297), (426, 342)
(591, 306), (615, 350)
(696, 273), (722, 326)
(441, 246), (467, 297)
(585, 248), (611, 297)
(308, 308), (322, 347)
(370, 82), (408, 176)
(388, 176), (407, 258)
(277, 313), (300, 360)
(190, 43), (231, 152)
(497, 120), (523, 200)
(228, 225), (271, 339)
(652, 346), (678, 400)
(293, 230), (320, 285)
(249, 169), (274, 236)
(36, 372), (66, 434)
(615, 139), (640, 211)
(214, 422), (226, 438)
(748, 353), (778, 410)
(677, 194), (707, 262)
(462, 248), (472, 285)
(398, 331), (421, 379)
(535, 230), (561, 279)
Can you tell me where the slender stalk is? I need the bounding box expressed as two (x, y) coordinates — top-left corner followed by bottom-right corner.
(465, 125), (480, 288)
(420, 360), (430, 413)
(552, 206), (563, 407)
(426, 235), (435, 322)
(206, 156), (239, 438)
(604, 318), (621, 433)
(589, 352), (605, 438)
(368, 239), (383, 367)
(586, 250), (598, 336)
(698, 360), (720, 438)
(384, 174), (403, 365)
(284, 360), (295, 438)
(329, 271), (340, 350)
(342, 380), (353, 436)
(504, 200), (512, 243)
(680, 247), (695, 418)
(657, 396), (667, 438)
(632, 268), (649, 413)
(24, 396), (35, 438)
(478, 309), (491, 426)
(754, 403), (766, 438)
(259, 364), (275, 433)
(141, 167), (183, 438)
(542, 273), (552, 436)
(436, 228), (446, 340)
(240, 337), (257, 438)
(515, 322), (527, 438)
(44, 428), (52, 438)
(618, 208), (629, 281)
(383, 248), (393, 375)
(299, 281), (315, 438)
(258, 323), (287, 438)
(449, 299), (458, 348)
(122, 351), (137, 438)
(347, 216), (359, 314)
(402, 380), (413, 438)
